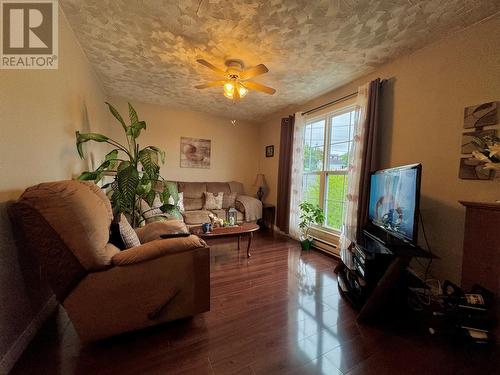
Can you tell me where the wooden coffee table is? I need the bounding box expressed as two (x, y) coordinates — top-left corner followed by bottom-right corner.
(191, 223), (260, 257)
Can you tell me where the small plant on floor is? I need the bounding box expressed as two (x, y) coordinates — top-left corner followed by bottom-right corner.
(298, 202), (324, 251)
(75, 102), (178, 227)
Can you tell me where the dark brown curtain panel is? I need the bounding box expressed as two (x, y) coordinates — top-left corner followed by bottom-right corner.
(276, 115), (295, 233)
(356, 78), (382, 241)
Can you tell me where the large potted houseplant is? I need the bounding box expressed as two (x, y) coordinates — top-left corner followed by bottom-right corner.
(75, 102), (178, 227)
(298, 202), (325, 250)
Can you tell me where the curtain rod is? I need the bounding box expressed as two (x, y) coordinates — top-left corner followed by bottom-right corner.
(301, 91), (358, 116)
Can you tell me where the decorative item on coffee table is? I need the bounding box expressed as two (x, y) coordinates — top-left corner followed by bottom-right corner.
(226, 207), (238, 226)
(208, 213), (224, 228)
(298, 202), (324, 250)
(192, 223), (260, 257)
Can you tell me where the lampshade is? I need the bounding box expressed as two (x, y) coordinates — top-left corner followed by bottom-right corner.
(253, 174), (267, 187)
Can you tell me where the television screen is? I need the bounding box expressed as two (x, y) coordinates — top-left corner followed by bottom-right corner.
(368, 164), (421, 243)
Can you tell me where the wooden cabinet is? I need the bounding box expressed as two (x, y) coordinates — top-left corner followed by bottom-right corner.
(460, 201), (500, 296)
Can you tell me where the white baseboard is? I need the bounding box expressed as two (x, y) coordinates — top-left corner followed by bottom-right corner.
(0, 295), (58, 374)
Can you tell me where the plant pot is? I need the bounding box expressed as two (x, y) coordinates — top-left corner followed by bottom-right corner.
(300, 239), (312, 251)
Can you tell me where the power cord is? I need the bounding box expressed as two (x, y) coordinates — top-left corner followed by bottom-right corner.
(407, 211), (436, 306)
(418, 211), (433, 284)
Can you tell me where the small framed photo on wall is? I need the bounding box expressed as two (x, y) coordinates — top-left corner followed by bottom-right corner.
(265, 145), (274, 158)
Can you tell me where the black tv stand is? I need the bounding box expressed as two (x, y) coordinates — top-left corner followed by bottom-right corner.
(338, 229), (436, 322)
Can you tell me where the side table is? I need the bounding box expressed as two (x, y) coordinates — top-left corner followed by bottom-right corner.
(260, 204), (275, 231)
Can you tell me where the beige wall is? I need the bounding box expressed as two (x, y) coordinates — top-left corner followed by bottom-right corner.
(0, 12), (109, 370)
(106, 98), (261, 194)
(259, 15), (500, 283)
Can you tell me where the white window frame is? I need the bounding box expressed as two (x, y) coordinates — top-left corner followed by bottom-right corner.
(303, 105), (358, 233)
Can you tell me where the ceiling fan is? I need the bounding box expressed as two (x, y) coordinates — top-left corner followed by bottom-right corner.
(195, 59), (276, 101)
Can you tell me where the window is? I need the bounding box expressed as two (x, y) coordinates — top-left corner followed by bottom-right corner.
(302, 107), (358, 231)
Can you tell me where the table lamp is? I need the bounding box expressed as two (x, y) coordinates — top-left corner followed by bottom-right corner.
(253, 174), (267, 201)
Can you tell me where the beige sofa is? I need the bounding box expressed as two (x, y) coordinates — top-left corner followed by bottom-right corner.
(9, 181), (210, 342)
(176, 181), (263, 228)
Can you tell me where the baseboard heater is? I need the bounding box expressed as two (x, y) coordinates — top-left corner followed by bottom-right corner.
(308, 227), (340, 257)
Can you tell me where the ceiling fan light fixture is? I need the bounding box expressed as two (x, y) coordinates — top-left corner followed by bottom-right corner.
(195, 59), (276, 101)
(238, 83), (248, 98)
(223, 81), (234, 99)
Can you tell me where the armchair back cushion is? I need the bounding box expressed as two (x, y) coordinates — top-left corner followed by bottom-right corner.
(15, 181), (119, 271)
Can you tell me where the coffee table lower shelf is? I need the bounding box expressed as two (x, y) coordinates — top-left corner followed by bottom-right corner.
(191, 223), (260, 258)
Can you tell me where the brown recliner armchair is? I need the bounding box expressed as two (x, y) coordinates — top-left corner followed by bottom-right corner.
(8, 180), (210, 342)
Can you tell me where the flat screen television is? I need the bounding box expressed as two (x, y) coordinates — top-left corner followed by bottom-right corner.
(368, 163), (422, 245)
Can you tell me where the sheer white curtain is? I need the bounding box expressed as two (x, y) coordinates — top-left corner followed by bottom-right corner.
(340, 83), (369, 269)
(289, 112), (306, 240)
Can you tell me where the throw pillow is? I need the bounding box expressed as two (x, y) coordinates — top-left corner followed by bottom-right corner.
(222, 192), (237, 209)
(204, 192), (223, 210)
(141, 195), (163, 220)
(177, 192), (185, 213)
(110, 213), (141, 250)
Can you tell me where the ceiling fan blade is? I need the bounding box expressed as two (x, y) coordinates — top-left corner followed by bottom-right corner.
(196, 59), (226, 76)
(243, 81), (276, 95)
(194, 80), (225, 89)
(240, 64), (269, 80)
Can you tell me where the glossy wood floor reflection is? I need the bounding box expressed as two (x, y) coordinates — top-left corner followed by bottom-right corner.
(12, 231), (499, 375)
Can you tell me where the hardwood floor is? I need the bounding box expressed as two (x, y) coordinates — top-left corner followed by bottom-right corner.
(11, 231), (499, 374)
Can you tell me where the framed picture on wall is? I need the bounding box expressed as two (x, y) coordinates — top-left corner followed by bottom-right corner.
(463, 102), (498, 129)
(458, 158), (493, 180)
(265, 145), (274, 158)
(180, 137), (211, 168)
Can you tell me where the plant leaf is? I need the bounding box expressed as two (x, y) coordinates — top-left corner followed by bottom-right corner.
(144, 146), (166, 164)
(138, 149), (160, 178)
(105, 102), (127, 131)
(75, 131), (109, 158)
(128, 103), (139, 124)
(136, 181), (152, 196)
(105, 149), (119, 161)
(116, 161), (139, 209)
(126, 121), (147, 139)
(144, 189), (156, 207)
(77, 171), (99, 180)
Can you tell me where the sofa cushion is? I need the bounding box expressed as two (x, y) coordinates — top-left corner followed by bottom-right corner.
(182, 210), (212, 225)
(206, 182), (231, 194)
(222, 192), (237, 209)
(210, 209), (244, 222)
(204, 192), (223, 210)
(228, 181), (245, 195)
(183, 197), (203, 211)
(18, 180), (118, 271)
(135, 220), (189, 243)
(178, 182), (207, 198)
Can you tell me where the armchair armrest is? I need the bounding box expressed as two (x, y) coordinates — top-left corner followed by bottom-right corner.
(112, 235), (207, 266)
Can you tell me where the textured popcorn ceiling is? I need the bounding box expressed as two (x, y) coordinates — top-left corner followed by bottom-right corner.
(61, 0), (500, 121)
